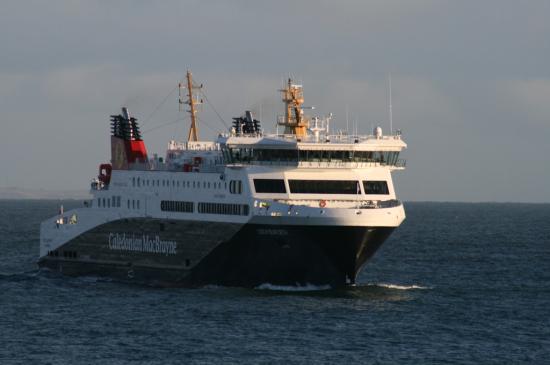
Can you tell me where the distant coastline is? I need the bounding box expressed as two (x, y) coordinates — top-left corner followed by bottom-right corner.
(0, 187), (91, 200)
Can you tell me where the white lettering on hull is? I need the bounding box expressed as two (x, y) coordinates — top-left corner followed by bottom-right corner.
(108, 233), (177, 255)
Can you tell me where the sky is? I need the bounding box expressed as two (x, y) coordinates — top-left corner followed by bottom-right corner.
(1, 0), (549, 202)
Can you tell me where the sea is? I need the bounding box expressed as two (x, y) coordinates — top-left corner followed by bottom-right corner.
(0, 200), (548, 364)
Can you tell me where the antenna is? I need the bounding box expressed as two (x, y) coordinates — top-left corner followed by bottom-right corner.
(388, 73), (393, 135)
(346, 104), (349, 136)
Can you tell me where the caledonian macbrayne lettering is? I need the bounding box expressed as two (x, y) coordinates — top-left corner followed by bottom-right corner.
(108, 233), (177, 255)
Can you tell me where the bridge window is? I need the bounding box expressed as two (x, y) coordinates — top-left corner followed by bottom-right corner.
(224, 148), (400, 165)
(254, 179), (286, 193)
(363, 181), (389, 195)
(289, 180), (360, 194)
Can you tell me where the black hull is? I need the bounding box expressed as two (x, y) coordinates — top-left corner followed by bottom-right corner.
(38, 219), (395, 288)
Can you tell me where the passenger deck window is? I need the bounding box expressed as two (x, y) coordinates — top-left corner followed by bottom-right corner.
(254, 179), (286, 193)
(363, 181), (389, 195)
(289, 180), (360, 194)
(229, 180), (243, 194)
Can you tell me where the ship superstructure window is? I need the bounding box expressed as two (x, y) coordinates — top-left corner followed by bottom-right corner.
(229, 180), (243, 194)
(198, 202), (249, 216)
(363, 181), (389, 195)
(160, 200), (194, 213)
(254, 179), (286, 193)
(289, 180), (360, 195)
(224, 147), (400, 165)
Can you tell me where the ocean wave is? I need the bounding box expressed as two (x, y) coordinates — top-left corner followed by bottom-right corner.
(255, 283), (332, 292)
(368, 283), (432, 290)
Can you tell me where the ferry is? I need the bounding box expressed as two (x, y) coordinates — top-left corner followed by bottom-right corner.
(39, 72), (407, 287)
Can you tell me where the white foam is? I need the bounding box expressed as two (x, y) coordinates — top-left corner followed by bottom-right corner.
(255, 283), (332, 291)
(370, 283), (431, 290)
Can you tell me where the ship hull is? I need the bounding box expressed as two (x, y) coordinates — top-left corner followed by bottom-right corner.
(38, 218), (395, 288)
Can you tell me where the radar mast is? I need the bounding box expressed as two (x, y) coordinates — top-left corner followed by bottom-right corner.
(278, 78), (309, 137)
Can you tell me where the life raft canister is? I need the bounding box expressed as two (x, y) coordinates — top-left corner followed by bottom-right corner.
(319, 200), (327, 208)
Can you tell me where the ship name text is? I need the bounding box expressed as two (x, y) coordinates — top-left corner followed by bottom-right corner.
(108, 233), (177, 255)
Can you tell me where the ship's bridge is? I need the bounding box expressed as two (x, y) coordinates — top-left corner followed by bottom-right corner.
(217, 132), (407, 169)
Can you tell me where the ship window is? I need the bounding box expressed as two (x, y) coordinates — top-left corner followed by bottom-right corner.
(289, 180), (360, 195)
(107, 198), (111, 208)
(229, 180), (243, 194)
(132, 200), (135, 209)
(160, 200), (194, 213)
(363, 181), (389, 195)
(111, 196), (116, 207)
(137, 177), (140, 187)
(132, 177), (135, 187)
(117, 196), (121, 207)
(97, 198), (101, 207)
(137, 200), (140, 209)
(198, 202), (249, 216)
(187, 181), (190, 188)
(208, 182), (211, 189)
(127, 199), (130, 209)
(254, 179), (286, 193)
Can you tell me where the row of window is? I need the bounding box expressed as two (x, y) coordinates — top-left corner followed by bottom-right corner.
(224, 148), (400, 165)
(98, 196), (122, 208)
(198, 202), (249, 216)
(46, 250), (77, 258)
(252, 179), (390, 195)
(131, 177), (244, 195)
(159, 201), (250, 216)
(132, 176), (226, 190)
(160, 200), (194, 213)
(229, 180), (243, 194)
(97, 196), (142, 209)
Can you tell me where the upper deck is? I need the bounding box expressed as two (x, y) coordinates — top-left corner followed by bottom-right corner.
(217, 130), (407, 169)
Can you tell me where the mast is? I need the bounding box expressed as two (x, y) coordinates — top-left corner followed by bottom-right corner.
(278, 78), (308, 137)
(179, 70), (202, 142)
(389, 73), (393, 135)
